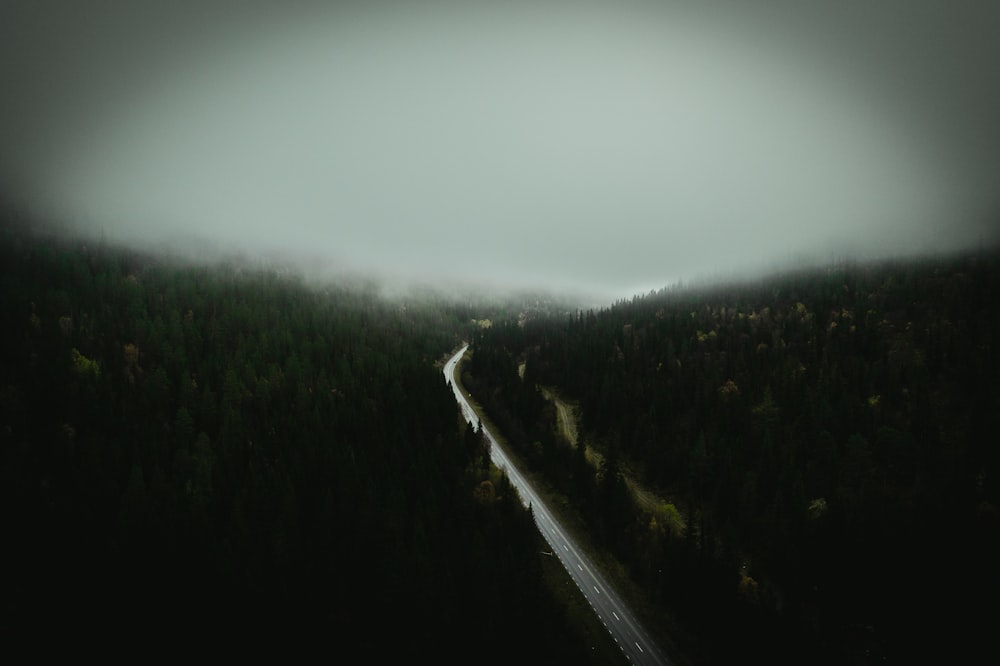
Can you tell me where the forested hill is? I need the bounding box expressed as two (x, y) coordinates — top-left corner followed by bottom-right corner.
(467, 248), (1000, 664)
(0, 220), (595, 662)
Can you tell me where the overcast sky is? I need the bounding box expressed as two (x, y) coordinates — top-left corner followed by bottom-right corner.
(2, 0), (997, 301)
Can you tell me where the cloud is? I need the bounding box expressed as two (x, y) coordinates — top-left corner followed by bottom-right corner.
(2, 1), (997, 299)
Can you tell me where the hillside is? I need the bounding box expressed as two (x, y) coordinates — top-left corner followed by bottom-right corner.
(463, 248), (1000, 664)
(0, 219), (599, 662)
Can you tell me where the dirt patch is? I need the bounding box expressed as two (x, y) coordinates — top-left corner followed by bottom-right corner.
(540, 385), (672, 517)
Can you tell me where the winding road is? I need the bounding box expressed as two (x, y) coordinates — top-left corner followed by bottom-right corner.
(444, 345), (671, 666)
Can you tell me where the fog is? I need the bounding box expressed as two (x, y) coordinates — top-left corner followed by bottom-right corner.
(2, 0), (997, 301)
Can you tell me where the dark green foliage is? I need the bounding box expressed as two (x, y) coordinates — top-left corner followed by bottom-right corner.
(462, 330), (589, 510)
(466, 249), (1000, 664)
(0, 220), (594, 662)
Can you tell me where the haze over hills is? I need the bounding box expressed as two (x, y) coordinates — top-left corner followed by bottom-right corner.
(4, 196), (998, 663)
(4, 169), (999, 666)
(2, 3), (999, 663)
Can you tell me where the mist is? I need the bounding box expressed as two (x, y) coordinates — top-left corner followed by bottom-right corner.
(2, 0), (997, 302)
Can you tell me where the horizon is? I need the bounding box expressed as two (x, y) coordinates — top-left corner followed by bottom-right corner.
(2, 1), (998, 302)
(6, 205), (994, 313)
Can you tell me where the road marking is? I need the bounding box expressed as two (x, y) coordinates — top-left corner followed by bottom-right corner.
(446, 348), (666, 665)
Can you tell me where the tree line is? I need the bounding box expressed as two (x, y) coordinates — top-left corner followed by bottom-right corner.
(462, 249), (1000, 664)
(0, 216), (602, 663)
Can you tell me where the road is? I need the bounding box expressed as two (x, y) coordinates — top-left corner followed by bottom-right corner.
(444, 345), (672, 666)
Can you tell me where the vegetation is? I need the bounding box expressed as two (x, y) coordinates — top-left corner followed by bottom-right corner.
(0, 217), (600, 662)
(7, 203), (995, 664)
(463, 249), (1000, 664)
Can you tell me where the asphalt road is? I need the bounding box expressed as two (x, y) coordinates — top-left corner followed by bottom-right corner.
(444, 345), (671, 666)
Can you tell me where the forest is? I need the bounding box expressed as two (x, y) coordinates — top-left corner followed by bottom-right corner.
(462, 247), (1000, 664)
(0, 216), (602, 662)
(5, 203), (997, 664)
